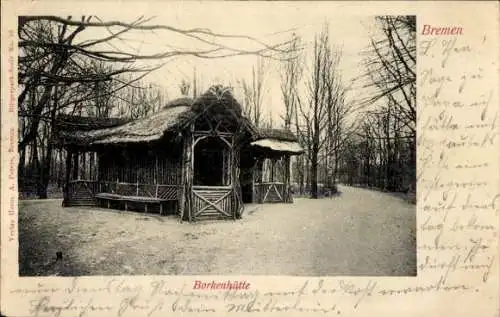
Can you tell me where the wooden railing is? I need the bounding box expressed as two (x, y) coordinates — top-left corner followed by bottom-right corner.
(98, 181), (180, 200)
(64, 180), (239, 220)
(254, 182), (289, 203)
(64, 180), (99, 207)
(64, 180), (180, 207)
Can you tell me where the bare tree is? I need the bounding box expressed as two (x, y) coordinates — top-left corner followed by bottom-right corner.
(280, 34), (302, 130)
(297, 24), (346, 198)
(279, 34), (307, 194)
(240, 57), (267, 127)
(343, 16), (416, 194)
(361, 16), (416, 136)
(18, 15), (298, 198)
(19, 15), (295, 149)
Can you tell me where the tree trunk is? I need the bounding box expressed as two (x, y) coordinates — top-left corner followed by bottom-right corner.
(31, 138), (40, 197)
(305, 158), (310, 195)
(299, 157), (305, 195)
(39, 147), (53, 199)
(18, 116), (27, 182)
(39, 121), (55, 199)
(18, 146), (26, 183)
(311, 144), (319, 198)
(63, 149), (72, 206)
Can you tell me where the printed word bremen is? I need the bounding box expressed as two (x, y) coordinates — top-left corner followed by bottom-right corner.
(421, 24), (463, 35)
(193, 280), (250, 290)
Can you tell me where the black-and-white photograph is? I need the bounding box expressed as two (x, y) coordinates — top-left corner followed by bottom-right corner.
(17, 13), (416, 276)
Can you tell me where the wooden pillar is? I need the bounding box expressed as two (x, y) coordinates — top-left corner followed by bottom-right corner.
(72, 151), (79, 180)
(270, 158), (275, 182)
(179, 125), (194, 222)
(231, 138), (242, 219)
(284, 155), (292, 203)
(178, 144), (184, 219)
(97, 152), (102, 181)
(154, 155), (158, 184)
(253, 157), (264, 203)
(82, 151), (87, 180)
(89, 152), (94, 180)
(97, 151), (103, 192)
(186, 125), (194, 221)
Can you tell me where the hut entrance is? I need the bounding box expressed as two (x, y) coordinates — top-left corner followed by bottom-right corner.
(193, 136), (231, 186)
(191, 134), (234, 220)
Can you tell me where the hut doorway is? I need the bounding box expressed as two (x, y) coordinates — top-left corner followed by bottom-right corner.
(191, 134), (234, 220)
(193, 136), (231, 186)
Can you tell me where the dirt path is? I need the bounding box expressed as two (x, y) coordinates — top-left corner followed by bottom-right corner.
(19, 185), (416, 276)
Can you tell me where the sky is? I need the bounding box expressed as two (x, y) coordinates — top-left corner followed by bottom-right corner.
(75, 5), (382, 126)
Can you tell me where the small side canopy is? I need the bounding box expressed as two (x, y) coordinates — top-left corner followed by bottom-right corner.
(251, 138), (303, 154)
(251, 128), (303, 155)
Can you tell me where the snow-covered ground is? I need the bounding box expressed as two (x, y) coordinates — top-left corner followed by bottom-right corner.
(18, 185), (416, 276)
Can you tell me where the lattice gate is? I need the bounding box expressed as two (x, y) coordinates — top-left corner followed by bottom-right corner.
(255, 182), (287, 203)
(191, 186), (234, 220)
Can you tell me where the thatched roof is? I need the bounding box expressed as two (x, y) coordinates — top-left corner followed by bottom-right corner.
(58, 104), (191, 146)
(55, 114), (131, 131)
(163, 97), (193, 109)
(55, 86), (303, 156)
(251, 128), (303, 155)
(55, 86), (254, 147)
(256, 128), (298, 142)
(251, 139), (304, 154)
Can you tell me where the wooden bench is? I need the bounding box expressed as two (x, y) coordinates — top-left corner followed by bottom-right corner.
(95, 183), (179, 215)
(95, 193), (168, 215)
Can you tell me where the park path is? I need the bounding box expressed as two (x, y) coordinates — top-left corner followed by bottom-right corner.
(19, 185), (416, 276)
(205, 185), (416, 276)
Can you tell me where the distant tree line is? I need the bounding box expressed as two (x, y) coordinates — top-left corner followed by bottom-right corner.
(340, 16), (416, 193)
(274, 16), (416, 198)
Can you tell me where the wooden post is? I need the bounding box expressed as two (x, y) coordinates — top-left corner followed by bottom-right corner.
(253, 157), (264, 203)
(230, 138), (242, 219)
(284, 155), (292, 203)
(230, 141), (236, 218)
(82, 151), (87, 180)
(222, 146), (226, 185)
(89, 152), (94, 180)
(270, 158), (275, 182)
(97, 152), (102, 192)
(154, 156), (158, 184)
(179, 125), (194, 222)
(252, 158), (257, 204)
(178, 143), (185, 219)
(186, 124), (194, 221)
(72, 151), (79, 180)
